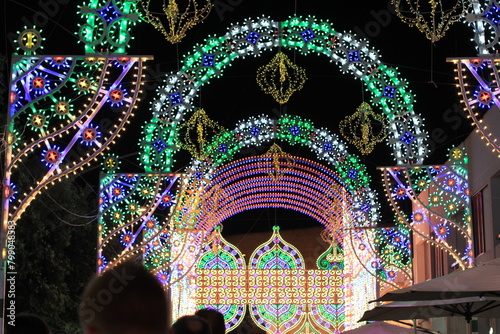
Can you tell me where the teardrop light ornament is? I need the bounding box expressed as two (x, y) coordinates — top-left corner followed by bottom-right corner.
(339, 102), (388, 155)
(256, 52), (307, 104)
(392, 0), (467, 42)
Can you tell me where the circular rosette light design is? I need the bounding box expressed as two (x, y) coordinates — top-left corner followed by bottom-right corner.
(102, 154), (121, 173)
(17, 27), (44, 54)
(80, 125), (102, 146)
(256, 52), (307, 104)
(428, 191), (443, 207)
(53, 99), (72, 118)
(434, 223), (451, 239)
(41, 146), (61, 167)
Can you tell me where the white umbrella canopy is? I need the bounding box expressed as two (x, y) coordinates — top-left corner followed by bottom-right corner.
(360, 296), (500, 323)
(377, 258), (500, 302)
(343, 321), (427, 334)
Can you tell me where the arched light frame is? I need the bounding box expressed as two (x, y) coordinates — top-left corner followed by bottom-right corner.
(177, 114), (380, 229)
(140, 15), (428, 170)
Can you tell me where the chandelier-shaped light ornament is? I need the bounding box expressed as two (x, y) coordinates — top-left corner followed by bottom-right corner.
(339, 102), (388, 155)
(256, 52), (307, 104)
(176, 109), (225, 160)
(262, 143), (295, 181)
(137, 0), (213, 44)
(392, 0), (467, 42)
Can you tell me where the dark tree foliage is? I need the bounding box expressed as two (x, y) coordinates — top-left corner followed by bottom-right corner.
(15, 166), (97, 333)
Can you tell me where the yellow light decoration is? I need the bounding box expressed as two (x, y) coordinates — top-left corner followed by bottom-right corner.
(262, 143), (295, 181)
(256, 52), (307, 104)
(137, 0), (213, 44)
(195, 269), (343, 305)
(392, 0), (466, 42)
(339, 102), (387, 155)
(176, 109), (225, 160)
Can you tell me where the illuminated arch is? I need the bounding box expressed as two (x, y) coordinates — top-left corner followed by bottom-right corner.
(172, 114), (380, 231)
(140, 15), (429, 171)
(198, 154), (354, 234)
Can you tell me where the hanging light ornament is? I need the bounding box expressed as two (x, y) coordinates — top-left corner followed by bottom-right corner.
(392, 0), (467, 42)
(137, 0), (213, 44)
(176, 109), (225, 160)
(256, 52), (307, 104)
(261, 143), (295, 181)
(340, 102), (388, 155)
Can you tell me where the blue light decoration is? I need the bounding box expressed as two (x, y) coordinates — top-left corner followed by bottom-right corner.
(382, 85), (396, 99)
(4, 183), (18, 203)
(483, 2), (500, 24)
(41, 146), (62, 167)
(108, 87), (127, 108)
(290, 126), (301, 136)
(246, 32), (260, 44)
(203, 55), (215, 67)
(393, 185), (407, 200)
(348, 50), (360, 62)
(400, 131), (415, 145)
(158, 190), (175, 209)
(120, 231), (134, 246)
(98, 2), (122, 23)
(169, 93), (183, 105)
(301, 29), (315, 41)
(80, 125), (102, 146)
(49, 56), (71, 69)
(153, 139), (167, 152)
(475, 89), (494, 109)
(435, 223), (450, 239)
(98, 254), (108, 272)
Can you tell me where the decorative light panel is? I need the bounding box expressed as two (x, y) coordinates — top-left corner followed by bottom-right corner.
(340, 102), (388, 155)
(140, 16), (429, 169)
(195, 227), (345, 333)
(379, 147), (473, 270)
(195, 226), (247, 332)
(448, 57), (500, 156)
(392, 0), (467, 42)
(98, 172), (207, 289)
(78, 0), (139, 54)
(4, 55), (150, 231)
(137, 0), (213, 44)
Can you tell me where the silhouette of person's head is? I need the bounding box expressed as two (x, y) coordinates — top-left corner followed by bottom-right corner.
(170, 316), (211, 334)
(79, 260), (169, 334)
(194, 309), (225, 334)
(6, 313), (51, 334)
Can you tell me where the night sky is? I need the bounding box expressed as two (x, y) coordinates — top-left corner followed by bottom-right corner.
(1, 0), (477, 234)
